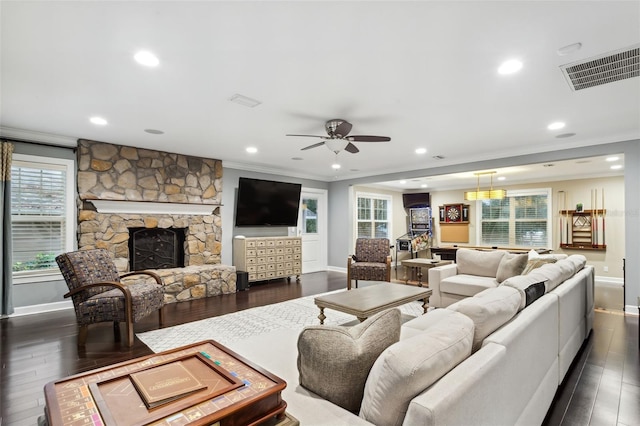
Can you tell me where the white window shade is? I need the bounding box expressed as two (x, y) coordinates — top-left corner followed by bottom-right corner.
(11, 156), (74, 277)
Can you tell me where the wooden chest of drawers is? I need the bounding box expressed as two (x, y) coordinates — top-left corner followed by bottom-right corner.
(233, 236), (302, 283)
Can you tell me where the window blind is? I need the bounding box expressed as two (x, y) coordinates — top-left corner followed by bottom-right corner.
(11, 164), (67, 272)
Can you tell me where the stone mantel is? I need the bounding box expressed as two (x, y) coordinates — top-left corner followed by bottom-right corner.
(90, 200), (220, 215)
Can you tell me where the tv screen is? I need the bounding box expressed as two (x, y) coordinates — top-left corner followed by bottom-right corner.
(235, 177), (302, 227)
(402, 192), (430, 208)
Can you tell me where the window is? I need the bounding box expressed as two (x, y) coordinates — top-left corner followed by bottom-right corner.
(477, 188), (551, 248)
(355, 192), (392, 239)
(11, 154), (75, 283)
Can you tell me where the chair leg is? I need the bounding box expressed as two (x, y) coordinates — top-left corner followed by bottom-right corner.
(113, 321), (121, 341)
(77, 325), (88, 347)
(125, 320), (134, 347)
(158, 307), (164, 328)
(355, 280), (358, 288)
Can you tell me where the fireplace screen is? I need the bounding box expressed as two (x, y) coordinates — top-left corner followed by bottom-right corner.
(129, 227), (186, 270)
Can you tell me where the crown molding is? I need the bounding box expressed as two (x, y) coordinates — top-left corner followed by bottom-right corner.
(0, 126), (78, 147)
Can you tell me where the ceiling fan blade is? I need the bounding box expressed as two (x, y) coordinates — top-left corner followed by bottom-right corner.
(286, 134), (327, 138)
(301, 141), (326, 151)
(344, 142), (360, 154)
(334, 121), (353, 138)
(346, 135), (391, 142)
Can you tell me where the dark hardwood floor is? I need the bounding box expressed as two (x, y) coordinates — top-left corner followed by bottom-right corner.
(1, 271), (638, 426)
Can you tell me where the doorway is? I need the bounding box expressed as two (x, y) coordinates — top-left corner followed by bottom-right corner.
(298, 188), (328, 273)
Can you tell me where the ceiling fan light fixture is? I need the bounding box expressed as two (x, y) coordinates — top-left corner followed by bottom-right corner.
(325, 139), (349, 153)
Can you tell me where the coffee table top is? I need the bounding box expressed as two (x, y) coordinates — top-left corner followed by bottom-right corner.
(314, 283), (432, 319)
(401, 258), (451, 268)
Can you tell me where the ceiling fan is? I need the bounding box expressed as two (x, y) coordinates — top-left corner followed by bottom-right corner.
(286, 119), (391, 154)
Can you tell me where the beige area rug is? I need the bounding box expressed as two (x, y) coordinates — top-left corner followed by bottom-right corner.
(137, 290), (426, 353)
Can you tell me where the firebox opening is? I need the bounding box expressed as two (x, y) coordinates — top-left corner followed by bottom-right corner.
(128, 227), (186, 270)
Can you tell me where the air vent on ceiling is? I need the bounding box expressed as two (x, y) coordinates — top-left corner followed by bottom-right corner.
(560, 44), (639, 91)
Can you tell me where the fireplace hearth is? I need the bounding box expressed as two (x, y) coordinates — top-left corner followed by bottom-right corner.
(129, 227), (186, 270)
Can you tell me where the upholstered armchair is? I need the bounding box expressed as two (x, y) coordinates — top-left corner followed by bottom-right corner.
(347, 238), (392, 290)
(56, 249), (165, 347)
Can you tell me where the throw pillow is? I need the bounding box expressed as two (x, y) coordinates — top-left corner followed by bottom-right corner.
(521, 257), (557, 275)
(297, 308), (401, 413)
(456, 248), (508, 277)
(495, 253), (528, 283)
(359, 311), (474, 426)
(447, 286), (521, 351)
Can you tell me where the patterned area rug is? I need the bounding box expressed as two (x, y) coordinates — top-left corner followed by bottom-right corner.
(137, 290), (426, 353)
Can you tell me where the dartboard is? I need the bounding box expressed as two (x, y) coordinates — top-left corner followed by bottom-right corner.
(446, 205), (461, 222)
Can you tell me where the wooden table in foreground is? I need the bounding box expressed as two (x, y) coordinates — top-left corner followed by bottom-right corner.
(43, 340), (293, 426)
(400, 259), (452, 286)
(314, 283), (432, 324)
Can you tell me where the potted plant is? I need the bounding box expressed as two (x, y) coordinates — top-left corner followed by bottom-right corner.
(576, 203), (583, 212)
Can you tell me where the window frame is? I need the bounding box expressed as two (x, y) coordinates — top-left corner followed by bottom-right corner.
(11, 153), (76, 284)
(474, 188), (552, 248)
(354, 191), (393, 240)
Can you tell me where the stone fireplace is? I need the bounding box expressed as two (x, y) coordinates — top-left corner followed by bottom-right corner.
(76, 140), (236, 303)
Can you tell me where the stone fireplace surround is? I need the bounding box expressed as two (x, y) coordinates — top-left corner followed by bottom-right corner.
(76, 140), (236, 303)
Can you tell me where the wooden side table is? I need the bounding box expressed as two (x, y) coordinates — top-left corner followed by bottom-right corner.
(400, 259), (452, 286)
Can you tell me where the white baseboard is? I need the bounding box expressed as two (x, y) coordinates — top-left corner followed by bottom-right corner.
(10, 300), (73, 317)
(594, 276), (624, 287)
(327, 266), (347, 274)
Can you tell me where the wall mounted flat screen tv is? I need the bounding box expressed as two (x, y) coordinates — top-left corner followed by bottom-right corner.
(235, 177), (302, 227)
(403, 192), (430, 208)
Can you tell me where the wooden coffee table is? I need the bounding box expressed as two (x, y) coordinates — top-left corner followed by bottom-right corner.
(43, 340), (289, 426)
(400, 258), (452, 286)
(314, 283), (432, 324)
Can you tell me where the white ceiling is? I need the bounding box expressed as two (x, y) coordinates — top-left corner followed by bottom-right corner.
(1, 1), (638, 188)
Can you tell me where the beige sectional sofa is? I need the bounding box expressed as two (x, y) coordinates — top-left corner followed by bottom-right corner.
(428, 248), (567, 308)
(227, 253), (594, 426)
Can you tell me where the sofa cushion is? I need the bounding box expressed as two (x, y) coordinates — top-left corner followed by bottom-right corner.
(500, 274), (548, 310)
(496, 253), (528, 283)
(441, 274), (498, 297)
(456, 248), (508, 277)
(359, 311), (474, 426)
(297, 308), (401, 413)
(567, 254), (587, 272)
(522, 257), (557, 275)
(401, 308), (465, 340)
(447, 286), (521, 351)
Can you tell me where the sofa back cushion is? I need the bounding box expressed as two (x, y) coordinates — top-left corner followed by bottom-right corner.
(456, 249), (507, 277)
(500, 274), (548, 310)
(447, 286), (521, 351)
(495, 253), (528, 283)
(297, 308), (401, 413)
(359, 311), (474, 426)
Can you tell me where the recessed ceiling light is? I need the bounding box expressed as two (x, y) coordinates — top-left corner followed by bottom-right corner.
(557, 42), (582, 56)
(420, 184), (428, 188)
(331, 163), (341, 170)
(415, 148), (427, 154)
(134, 51), (159, 67)
(246, 147), (258, 154)
(399, 180), (407, 184)
(556, 133), (576, 138)
(606, 156), (620, 162)
(547, 122), (566, 130)
(610, 164), (623, 170)
(90, 116), (107, 125)
(497, 176), (506, 181)
(498, 59), (523, 75)
(144, 129), (164, 134)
